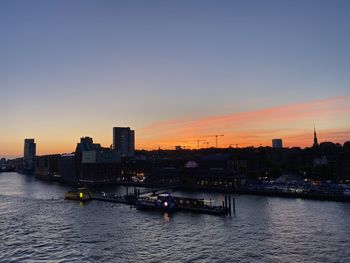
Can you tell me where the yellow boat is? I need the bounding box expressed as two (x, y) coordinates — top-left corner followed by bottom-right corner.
(65, 187), (93, 201)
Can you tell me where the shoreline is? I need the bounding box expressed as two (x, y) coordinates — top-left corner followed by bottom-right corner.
(6, 171), (350, 203)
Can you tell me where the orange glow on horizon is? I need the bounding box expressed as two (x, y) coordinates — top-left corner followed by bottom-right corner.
(136, 128), (350, 150)
(137, 96), (350, 150)
(1, 96), (350, 158)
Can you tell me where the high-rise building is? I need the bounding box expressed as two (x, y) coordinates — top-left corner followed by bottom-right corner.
(272, 138), (283, 149)
(113, 127), (135, 157)
(24, 139), (36, 171)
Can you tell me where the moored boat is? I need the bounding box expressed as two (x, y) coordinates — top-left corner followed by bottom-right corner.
(136, 193), (177, 212)
(65, 187), (93, 201)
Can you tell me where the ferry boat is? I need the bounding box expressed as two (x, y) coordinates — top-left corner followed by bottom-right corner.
(136, 193), (177, 212)
(65, 187), (93, 201)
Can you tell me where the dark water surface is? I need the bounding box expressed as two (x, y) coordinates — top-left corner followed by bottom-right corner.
(1, 172), (350, 262)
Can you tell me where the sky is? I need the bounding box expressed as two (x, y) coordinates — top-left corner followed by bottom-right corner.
(1, 0), (350, 158)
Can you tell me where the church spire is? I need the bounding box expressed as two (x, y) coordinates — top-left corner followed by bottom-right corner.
(313, 125), (319, 147)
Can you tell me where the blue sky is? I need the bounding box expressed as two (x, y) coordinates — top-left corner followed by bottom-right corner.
(1, 0), (350, 156)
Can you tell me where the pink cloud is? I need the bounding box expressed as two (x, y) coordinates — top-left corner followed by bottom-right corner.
(138, 96), (350, 149)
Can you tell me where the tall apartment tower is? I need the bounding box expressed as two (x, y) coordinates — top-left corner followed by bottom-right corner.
(113, 127), (135, 157)
(272, 138), (283, 149)
(24, 138), (36, 170)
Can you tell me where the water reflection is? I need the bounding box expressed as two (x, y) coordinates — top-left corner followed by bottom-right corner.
(1, 172), (350, 263)
(163, 212), (170, 222)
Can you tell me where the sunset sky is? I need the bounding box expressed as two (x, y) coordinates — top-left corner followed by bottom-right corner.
(1, 0), (350, 158)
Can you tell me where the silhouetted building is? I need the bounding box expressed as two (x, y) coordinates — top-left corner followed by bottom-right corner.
(314, 156), (328, 167)
(147, 167), (246, 189)
(175, 146), (183, 151)
(58, 153), (77, 185)
(313, 126), (319, 147)
(113, 127), (135, 157)
(34, 154), (60, 180)
(272, 139), (283, 149)
(75, 137), (101, 152)
(24, 139), (36, 171)
(80, 149), (121, 183)
(335, 151), (350, 182)
(74, 136), (122, 184)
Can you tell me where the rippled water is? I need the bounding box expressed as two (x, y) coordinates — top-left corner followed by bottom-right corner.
(1, 172), (350, 262)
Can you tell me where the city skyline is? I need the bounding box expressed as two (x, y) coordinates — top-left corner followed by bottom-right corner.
(1, 0), (350, 158)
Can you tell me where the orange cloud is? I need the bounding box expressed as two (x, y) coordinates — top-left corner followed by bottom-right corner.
(138, 96), (350, 149)
(3, 96), (349, 158)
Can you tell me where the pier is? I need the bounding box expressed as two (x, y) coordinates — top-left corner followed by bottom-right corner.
(67, 187), (235, 216)
(174, 196), (235, 216)
(92, 193), (135, 205)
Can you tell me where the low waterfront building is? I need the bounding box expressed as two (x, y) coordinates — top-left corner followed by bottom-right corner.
(80, 149), (121, 183)
(34, 154), (60, 180)
(74, 136), (122, 184)
(146, 166), (246, 189)
(335, 151), (350, 183)
(58, 153), (77, 185)
(314, 156), (328, 167)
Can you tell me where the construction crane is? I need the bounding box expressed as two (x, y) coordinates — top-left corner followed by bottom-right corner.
(181, 139), (207, 149)
(195, 139), (206, 149)
(205, 135), (224, 148)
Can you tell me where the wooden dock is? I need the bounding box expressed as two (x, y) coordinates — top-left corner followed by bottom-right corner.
(66, 187), (235, 216)
(173, 196), (234, 216)
(92, 192), (136, 205)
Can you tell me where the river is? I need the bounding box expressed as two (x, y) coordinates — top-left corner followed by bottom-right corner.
(1, 172), (349, 262)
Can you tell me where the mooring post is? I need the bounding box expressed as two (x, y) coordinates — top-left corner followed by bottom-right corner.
(228, 196), (232, 216)
(126, 186), (128, 196)
(233, 197), (236, 214)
